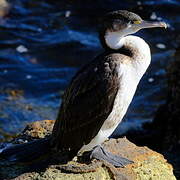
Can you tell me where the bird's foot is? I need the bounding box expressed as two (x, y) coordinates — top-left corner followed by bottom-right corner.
(89, 145), (133, 168)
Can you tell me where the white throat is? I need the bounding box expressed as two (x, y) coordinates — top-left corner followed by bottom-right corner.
(105, 31), (125, 50)
(105, 32), (151, 79)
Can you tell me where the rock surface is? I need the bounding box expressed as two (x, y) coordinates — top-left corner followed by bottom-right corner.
(147, 46), (180, 179)
(0, 120), (176, 180)
(153, 47), (180, 148)
(0, 0), (10, 17)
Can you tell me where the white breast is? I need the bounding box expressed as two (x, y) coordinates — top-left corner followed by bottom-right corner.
(101, 64), (139, 130)
(79, 64), (140, 154)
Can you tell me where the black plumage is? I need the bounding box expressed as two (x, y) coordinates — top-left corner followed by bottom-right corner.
(51, 53), (122, 151)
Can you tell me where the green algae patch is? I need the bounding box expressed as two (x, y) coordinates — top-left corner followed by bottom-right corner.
(132, 156), (176, 180)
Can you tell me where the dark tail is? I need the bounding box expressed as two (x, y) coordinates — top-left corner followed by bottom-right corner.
(0, 138), (51, 163)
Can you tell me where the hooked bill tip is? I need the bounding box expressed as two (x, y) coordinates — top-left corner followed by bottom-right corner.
(159, 22), (167, 29)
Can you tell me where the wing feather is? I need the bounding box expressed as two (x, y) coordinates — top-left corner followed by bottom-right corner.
(51, 54), (120, 151)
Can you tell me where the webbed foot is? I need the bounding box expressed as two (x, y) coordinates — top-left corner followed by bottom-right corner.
(89, 145), (133, 167)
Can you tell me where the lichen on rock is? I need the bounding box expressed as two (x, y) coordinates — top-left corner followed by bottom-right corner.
(0, 120), (176, 180)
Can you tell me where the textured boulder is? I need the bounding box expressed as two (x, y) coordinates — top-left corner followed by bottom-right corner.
(0, 120), (176, 180)
(153, 47), (180, 148)
(146, 46), (180, 179)
(0, 0), (10, 17)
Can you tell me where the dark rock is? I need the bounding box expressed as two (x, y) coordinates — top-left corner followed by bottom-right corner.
(152, 47), (180, 149)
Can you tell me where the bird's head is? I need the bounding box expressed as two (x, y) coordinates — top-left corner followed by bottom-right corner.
(99, 10), (167, 50)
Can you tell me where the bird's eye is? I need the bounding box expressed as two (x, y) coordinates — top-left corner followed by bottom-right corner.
(113, 23), (120, 30)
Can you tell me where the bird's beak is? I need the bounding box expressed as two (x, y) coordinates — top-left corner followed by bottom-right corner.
(134, 20), (167, 30)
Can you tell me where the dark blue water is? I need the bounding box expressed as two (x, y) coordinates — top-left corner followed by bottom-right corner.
(0, 0), (179, 140)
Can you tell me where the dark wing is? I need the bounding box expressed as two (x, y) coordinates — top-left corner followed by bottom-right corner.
(51, 55), (120, 151)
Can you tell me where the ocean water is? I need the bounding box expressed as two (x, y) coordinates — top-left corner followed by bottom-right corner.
(0, 0), (179, 140)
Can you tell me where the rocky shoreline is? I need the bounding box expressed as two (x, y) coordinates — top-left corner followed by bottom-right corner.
(0, 119), (176, 180)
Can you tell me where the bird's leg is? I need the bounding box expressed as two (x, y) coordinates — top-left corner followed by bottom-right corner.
(89, 145), (133, 167)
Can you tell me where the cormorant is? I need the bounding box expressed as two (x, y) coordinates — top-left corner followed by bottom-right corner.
(0, 10), (166, 167)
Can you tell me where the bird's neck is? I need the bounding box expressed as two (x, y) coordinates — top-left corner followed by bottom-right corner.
(105, 33), (151, 79)
(105, 31), (125, 50)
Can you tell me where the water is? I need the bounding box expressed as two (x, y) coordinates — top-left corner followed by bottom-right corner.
(0, 0), (179, 140)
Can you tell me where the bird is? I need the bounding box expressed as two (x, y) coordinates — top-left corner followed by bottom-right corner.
(0, 10), (167, 167)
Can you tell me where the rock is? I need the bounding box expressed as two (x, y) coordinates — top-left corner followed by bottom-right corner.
(147, 46), (180, 179)
(0, 120), (176, 180)
(21, 120), (55, 139)
(0, 0), (10, 17)
(163, 46), (180, 147)
(148, 46), (180, 149)
(11, 120), (55, 144)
